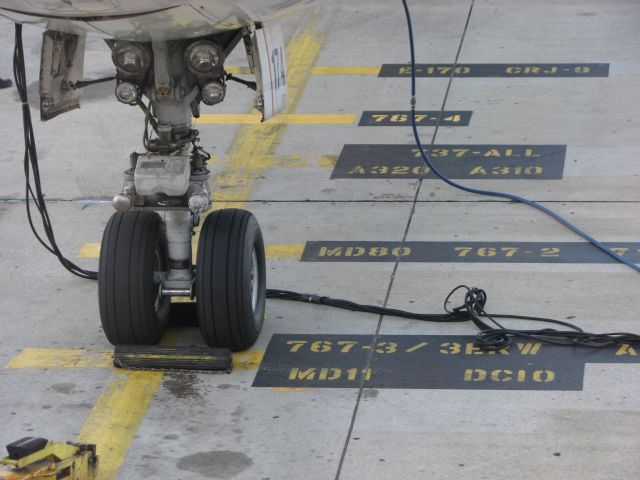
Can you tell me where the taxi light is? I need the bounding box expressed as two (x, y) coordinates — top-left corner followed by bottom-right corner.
(201, 81), (225, 105)
(115, 81), (139, 104)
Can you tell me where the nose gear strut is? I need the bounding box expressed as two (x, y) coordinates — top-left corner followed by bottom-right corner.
(99, 36), (267, 350)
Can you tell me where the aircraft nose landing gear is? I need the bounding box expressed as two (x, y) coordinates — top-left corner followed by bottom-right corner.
(98, 35), (268, 351)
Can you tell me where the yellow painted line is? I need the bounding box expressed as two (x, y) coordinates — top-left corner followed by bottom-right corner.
(195, 113), (355, 125)
(195, 113), (259, 124)
(266, 243), (304, 260)
(77, 329), (182, 479)
(116, 354), (225, 361)
(233, 349), (265, 371)
(405, 342), (429, 353)
(5, 348), (113, 368)
(272, 387), (313, 392)
(5, 347), (265, 372)
(227, 65), (381, 76)
(171, 296), (194, 303)
(76, 371), (163, 480)
(261, 113), (356, 125)
(310, 65), (381, 76)
(225, 66), (251, 75)
(318, 154), (338, 168)
(253, 153), (337, 168)
(212, 21), (325, 207)
(78, 242), (101, 259)
(79, 242), (304, 260)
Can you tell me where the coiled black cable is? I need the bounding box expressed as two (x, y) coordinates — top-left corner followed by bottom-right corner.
(267, 286), (640, 349)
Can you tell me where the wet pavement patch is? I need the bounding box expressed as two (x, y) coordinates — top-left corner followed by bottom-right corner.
(253, 334), (639, 391)
(163, 372), (204, 399)
(49, 382), (75, 394)
(177, 451), (253, 479)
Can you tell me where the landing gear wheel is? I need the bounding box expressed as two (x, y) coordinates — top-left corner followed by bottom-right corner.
(196, 209), (266, 351)
(98, 211), (170, 345)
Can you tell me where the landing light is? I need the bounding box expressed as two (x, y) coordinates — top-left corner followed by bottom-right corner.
(185, 40), (223, 75)
(112, 42), (151, 75)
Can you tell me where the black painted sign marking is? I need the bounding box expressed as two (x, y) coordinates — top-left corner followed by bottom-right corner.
(331, 144), (566, 180)
(359, 111), (472, 127)
(253, 335), (639, 391)
(301, 241), (640, 264)
(379, 63), (609, 78)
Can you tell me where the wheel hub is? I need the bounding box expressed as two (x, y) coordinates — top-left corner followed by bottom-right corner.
(250, 247), (259, 314)
(153, 248), (165, 313)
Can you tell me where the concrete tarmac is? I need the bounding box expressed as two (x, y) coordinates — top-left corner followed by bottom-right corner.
(0, 1), (639, 479)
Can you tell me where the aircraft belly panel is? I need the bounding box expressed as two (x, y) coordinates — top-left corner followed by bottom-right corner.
(0, 0), (311, 39)
(0, 0), (184, 18)
(79, 5), (244, 42)
(0, 10), (107, 37)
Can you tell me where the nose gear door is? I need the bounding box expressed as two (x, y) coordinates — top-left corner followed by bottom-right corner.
(39, 30), (86, 121)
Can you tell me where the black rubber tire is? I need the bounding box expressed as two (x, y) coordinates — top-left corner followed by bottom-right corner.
(98, 211), (170, 345)
(196, 209), (266, 351)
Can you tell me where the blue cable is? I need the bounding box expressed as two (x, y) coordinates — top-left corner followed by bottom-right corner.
(400, 0), (640, 274)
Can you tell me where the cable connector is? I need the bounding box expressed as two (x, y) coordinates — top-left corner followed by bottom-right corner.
(301, 294), (324, 304)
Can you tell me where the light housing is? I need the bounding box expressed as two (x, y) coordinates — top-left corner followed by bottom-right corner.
(111, 42), (151, 76)
(201, 80), (225, 105)
(184, 40), (224, 75)
(115, 81), (140, 104)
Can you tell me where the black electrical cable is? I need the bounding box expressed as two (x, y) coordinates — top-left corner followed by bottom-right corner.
(13, 24), (98, 280)
(266, 286), (640, 349)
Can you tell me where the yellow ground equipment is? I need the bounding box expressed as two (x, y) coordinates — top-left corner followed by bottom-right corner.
(0, 437), (97, 480)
